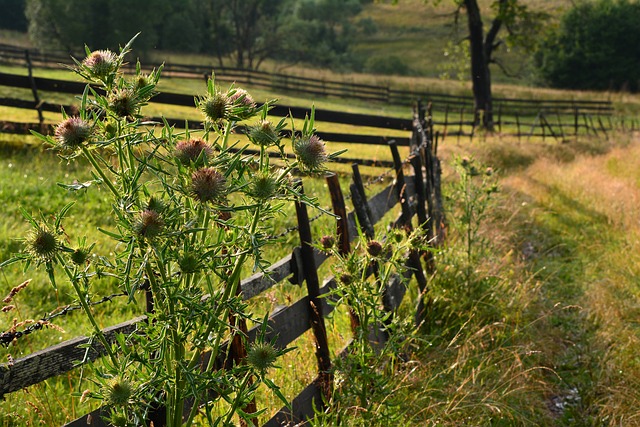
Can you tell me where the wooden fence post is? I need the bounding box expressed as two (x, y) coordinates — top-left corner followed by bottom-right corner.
(25, 50), (44, 132)
(294, 180), (333, 403)
(388, 141), (429, 325)
(325, 173), (360, 333)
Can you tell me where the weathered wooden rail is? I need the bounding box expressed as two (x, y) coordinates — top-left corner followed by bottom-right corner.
(0, 70), (412, 154)
(0, 105), (444, 426)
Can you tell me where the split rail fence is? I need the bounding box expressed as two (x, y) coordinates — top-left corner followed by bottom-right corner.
(0, 44), (622, 142)
(0, 90), (444, 425)
(0, 70), (413, 167)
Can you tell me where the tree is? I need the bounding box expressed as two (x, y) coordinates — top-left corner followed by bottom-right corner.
(0, 0), (27, 32)
(536, 0), (640, 92)
(277, 0), (366, 69)
(402, 0), (545, 129)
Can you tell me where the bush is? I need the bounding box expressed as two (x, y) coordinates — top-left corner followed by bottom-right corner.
(364, 55), (411, 76)
(535, 0), (640, 92)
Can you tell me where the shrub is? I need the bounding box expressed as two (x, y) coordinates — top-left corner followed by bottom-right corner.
(535, 0), (640, 92)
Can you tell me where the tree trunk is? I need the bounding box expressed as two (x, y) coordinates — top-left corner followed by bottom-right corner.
(464, 0), (494, 130)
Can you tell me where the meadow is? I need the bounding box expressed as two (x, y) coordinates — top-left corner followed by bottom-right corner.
(1, 0), (640, 422)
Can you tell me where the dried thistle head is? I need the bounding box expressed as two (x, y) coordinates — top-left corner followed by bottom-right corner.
(54, 117), (92, 149)
(134, 209), (164, 239)
(320, 235), (335, 251)
(190, 167), (227, 203)
(174, 137), (213, 166)
(366, 240), (383, 257)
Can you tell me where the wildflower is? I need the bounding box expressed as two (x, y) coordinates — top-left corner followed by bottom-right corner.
(54, 117), (92, 149)
(199, 92), (230, 123)
(174, 138), (213, 166)
(104, 378), (133, 406)
(366, 240), (383, 257)
(134, 210), (164, 239)
(70, 247), (91, 266)
(26, 227), (60, 262)
(134, 74), (151, 90)
(246, 341), (278, 372)
(108, 89), (137, 118)
(293, 134), (327, 171)
(190, 167), (226, 203)
(228, 88), (255, 108)
(320, 235), (335, 251)
(248, 120), (279, 147)
(82, 50), (117, 78)
(248, 172), (278, 200)
(339, 273), (353, 285)
(178, 251), (202, 274)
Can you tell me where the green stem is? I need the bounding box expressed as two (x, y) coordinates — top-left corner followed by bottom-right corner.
(57, 254), (118, 366)
(185, 205), (262, 424)
(81, 146), (120, 199)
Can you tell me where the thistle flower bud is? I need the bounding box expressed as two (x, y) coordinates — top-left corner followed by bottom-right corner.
(26, 227), (60, 262)
(246, 341), (278, 372)
(108, 89), (137, 118)
(174, 138), (213, 166)
(70, 247), (91, 266)
(366, 240), (383, 257)
(178, 251), (201, 274)
(190, 167), (226, 203)
(320, 235), (335, 250)
(82, 50), (117, 78)
(248, 120), (279, 147)
(293, 134), (328, 171)
(339, 273), (353, 285)
(199, 92), (230, 122)
(134, 210), (164, 239)
(54, 117), (92, 149)
(248, 172), (278, 200)
(146, 197), (166, 214)
(104, 378), (133, 406)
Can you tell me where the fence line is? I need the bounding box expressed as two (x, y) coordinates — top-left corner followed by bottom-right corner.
(1, 69), (629, 147)
(0, 44), (614, 118)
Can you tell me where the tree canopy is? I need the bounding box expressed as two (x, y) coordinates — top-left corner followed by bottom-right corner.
(20, 0), (372, 70)
(536, 0), (640, 92)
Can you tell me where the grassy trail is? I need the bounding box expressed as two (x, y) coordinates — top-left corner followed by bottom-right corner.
(497, 138), (640, 425)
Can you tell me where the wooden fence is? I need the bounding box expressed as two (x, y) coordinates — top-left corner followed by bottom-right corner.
(0, 104), (444, 426)
(0, 43), (619, 142)
(0, 70), (414, 166)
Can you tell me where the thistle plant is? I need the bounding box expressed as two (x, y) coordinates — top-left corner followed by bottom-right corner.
(313, 228), (422, 426)
(446, 156), (498, 289)
(1, 36), (341, 426)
